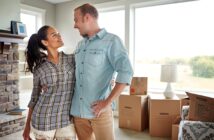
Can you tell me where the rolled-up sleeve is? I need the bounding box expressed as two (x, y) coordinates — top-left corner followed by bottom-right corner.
(27, 70), (41, 109)
(108, 36), (133, 85)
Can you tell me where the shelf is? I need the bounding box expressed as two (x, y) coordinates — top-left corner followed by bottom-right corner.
(19, 61), (26, 65)
(20, 75), (33, 79)
(18, 44), (27, 51)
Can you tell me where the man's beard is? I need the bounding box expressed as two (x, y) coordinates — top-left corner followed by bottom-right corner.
(82, 34), (88, 38)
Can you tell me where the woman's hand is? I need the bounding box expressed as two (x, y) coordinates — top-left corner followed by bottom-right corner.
(23, 108), (33, 140)
(22, 124), (32, 140)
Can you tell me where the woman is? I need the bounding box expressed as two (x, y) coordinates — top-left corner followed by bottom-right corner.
(22, 25), (76, 140)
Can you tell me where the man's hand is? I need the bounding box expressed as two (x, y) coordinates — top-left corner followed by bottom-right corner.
(91, 100), (110, 117)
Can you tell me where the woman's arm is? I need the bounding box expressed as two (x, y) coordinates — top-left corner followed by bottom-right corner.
(23, 70), (41, 140)
(22, 108), (33, 140)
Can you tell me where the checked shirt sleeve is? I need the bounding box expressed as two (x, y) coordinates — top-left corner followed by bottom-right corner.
(27, 69), (41, 109)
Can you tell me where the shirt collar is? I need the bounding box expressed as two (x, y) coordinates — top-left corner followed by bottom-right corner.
(96, 28), (107, 39)
(84, 28), (107, 41)
(44, 51), (62, 65)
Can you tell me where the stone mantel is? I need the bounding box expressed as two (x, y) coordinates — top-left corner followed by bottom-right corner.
(0, 32), (25, 44)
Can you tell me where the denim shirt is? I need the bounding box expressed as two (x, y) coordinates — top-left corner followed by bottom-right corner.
(70, 29), (133, 119)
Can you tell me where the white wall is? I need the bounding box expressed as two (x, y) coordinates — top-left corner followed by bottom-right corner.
(0, 0), (20, 30)
(21, 0), (56, 26)
(0, 0), (56, 30)
(56, 0), (118, 54)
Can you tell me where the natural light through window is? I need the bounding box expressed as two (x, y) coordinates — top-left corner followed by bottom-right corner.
(20, 13), (36, 42)
(134, 0), (214, 93)
(19, 7), (45, 109)
(98, 10), (125, 44)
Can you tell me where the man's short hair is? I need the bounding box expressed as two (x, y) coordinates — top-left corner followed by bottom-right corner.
(75, 3), (98, 19)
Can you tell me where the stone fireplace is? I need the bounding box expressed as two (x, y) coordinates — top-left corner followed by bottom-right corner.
(0, 32), (26, 137)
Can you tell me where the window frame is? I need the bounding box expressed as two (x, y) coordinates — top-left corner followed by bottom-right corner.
(20, 4), (46, 33)
(132, 0), (214, 93)
(18, 5), (46, 87)
(96, 0), (214, 94)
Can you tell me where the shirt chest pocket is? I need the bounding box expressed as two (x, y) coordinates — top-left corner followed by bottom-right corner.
(41, 73), (57, 86)
(64, 64), (74, 81)
(39, 73), (57, 96)
(85, 49), (104, 66)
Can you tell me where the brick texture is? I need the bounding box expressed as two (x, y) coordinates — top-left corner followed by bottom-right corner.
(0, 40), (25, 137)
(0, 43), (19, 112)
(0, 115), (25, 137)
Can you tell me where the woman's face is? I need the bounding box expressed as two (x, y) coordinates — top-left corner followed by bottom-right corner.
(42, 27), (64, 49)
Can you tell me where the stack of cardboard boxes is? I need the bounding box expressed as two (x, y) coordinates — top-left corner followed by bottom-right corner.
(186, 92), (214, 122)
(171, 96), (189, 140)
(148, 94), (180, 137)
(119, 77), (197, 140)
(119, 77), (148, 131)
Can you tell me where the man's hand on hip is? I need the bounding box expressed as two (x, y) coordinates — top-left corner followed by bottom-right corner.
(91, 100), (110, 117)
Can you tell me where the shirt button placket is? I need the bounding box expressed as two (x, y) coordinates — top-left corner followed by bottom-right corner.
(79, 83), (83, 117)
(80, 43), (87, 118)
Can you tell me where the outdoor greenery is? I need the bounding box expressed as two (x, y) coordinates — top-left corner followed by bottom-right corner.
(151, 57), (188, 65)
(190, 56), (214, 78)
(163, 57), (188, 65)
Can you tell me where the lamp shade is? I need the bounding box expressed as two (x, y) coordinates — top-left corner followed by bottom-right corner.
(160, 64), (178, 82)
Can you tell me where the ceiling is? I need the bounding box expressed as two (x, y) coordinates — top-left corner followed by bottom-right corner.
(44, 0), (74, 4)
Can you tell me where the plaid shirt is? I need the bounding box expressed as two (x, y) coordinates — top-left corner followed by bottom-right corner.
(28, 52), (75, 131)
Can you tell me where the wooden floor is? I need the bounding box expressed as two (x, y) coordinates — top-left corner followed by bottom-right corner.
(0, 91), (170, 140)
(0, 117), (170, 140)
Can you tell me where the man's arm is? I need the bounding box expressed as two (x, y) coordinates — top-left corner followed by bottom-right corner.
(91, 82), (126, 117)
(92, 35), (133, 117)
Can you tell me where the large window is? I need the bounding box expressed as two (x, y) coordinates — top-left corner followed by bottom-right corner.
(97, 8), (125, 112)
(20, 13), (37, 41)
(19, 5), (45, 109)
(20, 5), (45, 42)
(98, 9), (125, 44)
(19, 5), (45, 77)
(134, 0), (214, 93)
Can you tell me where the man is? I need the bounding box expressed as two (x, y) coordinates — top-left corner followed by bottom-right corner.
(70, 3), (133, 140)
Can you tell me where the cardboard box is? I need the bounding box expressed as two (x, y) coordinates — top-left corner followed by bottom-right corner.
(130, 77), (147, 95)
(171, 124), (179, 140)
(180, 97), (190, 114)
(186, 92), (214, 122)
(149, 95), (180, 137)
(119, 95), (148, 131)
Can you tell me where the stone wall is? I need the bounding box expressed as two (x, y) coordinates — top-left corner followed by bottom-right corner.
(0, 114), (25, 137)
(0, 42), (19, 112)
(0, 33), (26, 137)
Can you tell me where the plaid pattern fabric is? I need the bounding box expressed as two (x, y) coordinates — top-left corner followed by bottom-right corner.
(28, 52), (75, 131)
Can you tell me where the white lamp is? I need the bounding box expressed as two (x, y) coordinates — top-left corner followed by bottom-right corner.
(160, 64), (178, 98)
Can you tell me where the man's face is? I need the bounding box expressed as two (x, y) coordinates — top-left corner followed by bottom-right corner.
(74, 9), (88, 37)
